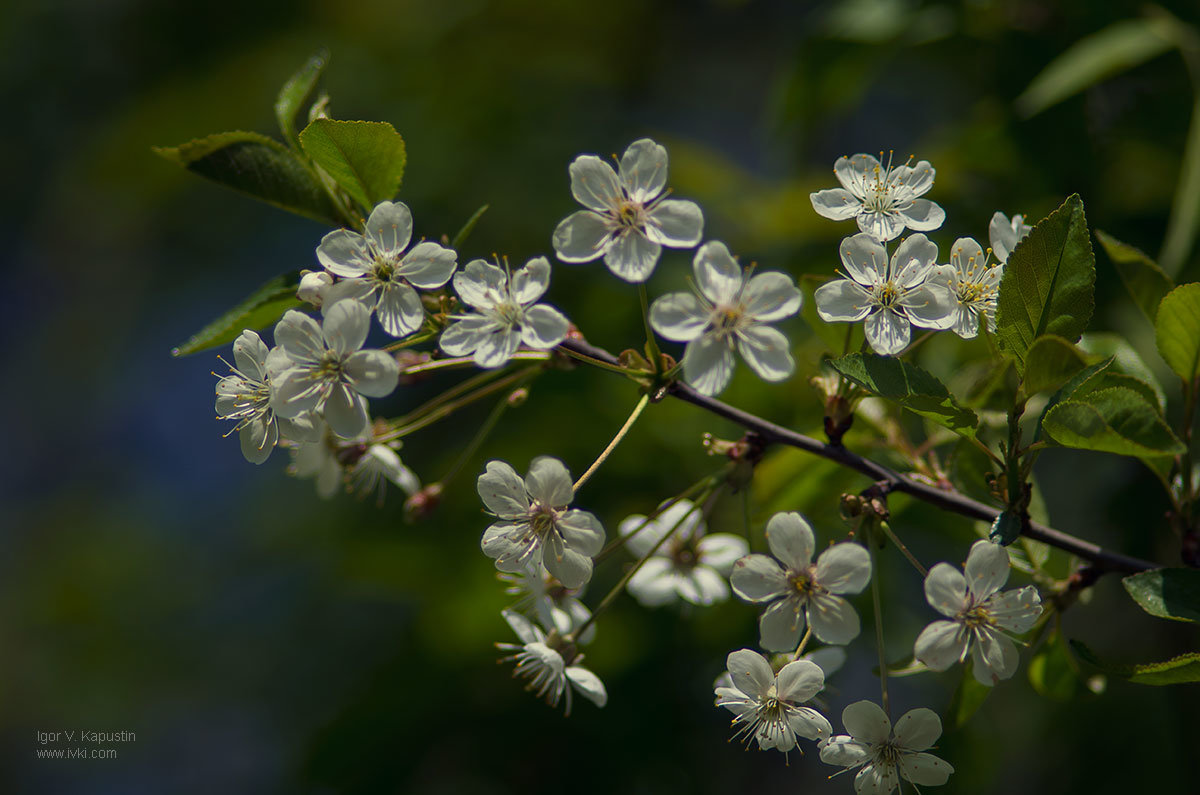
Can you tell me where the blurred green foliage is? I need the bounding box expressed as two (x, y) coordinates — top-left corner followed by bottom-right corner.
(3, 0), (1199, 793)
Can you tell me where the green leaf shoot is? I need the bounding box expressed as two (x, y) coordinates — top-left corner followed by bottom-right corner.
(299, 119), (406, 213)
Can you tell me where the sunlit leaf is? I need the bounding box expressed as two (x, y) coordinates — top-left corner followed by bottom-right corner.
(170, 272), (302, 357)
(1022, 335), (1090, 394)
(154, 131), (341, 225)
(1041, 386), (1185, 457)
(994, 195), (1096, 373)
(1028, 631), (1080, 701)
(275, 50), (329, 150)
(829, 353), (977, 437)
(1154, 282), (1200, 383)
(299, 119), (406, 213)
(1122, 569), (1200, 624)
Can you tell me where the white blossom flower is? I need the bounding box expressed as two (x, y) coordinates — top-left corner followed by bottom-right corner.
(348, 442), (420, 504)
(914, 539), (1042, 686)
(500, 564), (596, 644)
(271, 302), (400, 438)
(478, 457), (606, 589)
(440, 257), (569, 368)
(496, 609), (606, 714)
(988, 211), (1032, 265)
(928, 237), (1003, 339)
(649, 241), (801, 396)
(810, 153), (945, 242)
(618, 499), (748, 607)
(715, 649), (832, 752)
(814, 233), (956, 355)
(820, 701), (953, 794)
(286, 418), (416, 500)
(316, 201), (457, 337)
(552, 138), (704, 282)
(297, 270), (333, 308)
(730, 512), (871, 650)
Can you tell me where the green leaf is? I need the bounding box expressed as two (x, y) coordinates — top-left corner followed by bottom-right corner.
(994, 195), (1096, 373)
(1041, 386), (1185, 457)
(1079, 332), (1167, 410)
(1154, 282), (1200, 383)
(299, 119), (406, 213)
(948, 661), (991, 727)
(1028, 631), (1080, 701)
(154, 131), (341, 225)
(1070, 641), (1200, 685)
(171, 272), (302, 357)
(1122, 569), (1200, 624)
(1095, 230), (1173, 321)
(988, 509), (1022, 546)
(829, 353), (978, 437)
(1015, 17), (1176, 118)
(275, 50), (329, 150)
(1022, 334), (1090, 394)
(451, 204), (490, 251)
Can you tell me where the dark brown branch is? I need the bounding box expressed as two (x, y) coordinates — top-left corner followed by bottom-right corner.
(558, 336), (1156, 575)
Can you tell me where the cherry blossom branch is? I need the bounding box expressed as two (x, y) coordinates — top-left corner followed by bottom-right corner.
(557, 336), (1158, 575)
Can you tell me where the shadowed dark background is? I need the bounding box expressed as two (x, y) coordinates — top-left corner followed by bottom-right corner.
(2, 0), (1198, 792)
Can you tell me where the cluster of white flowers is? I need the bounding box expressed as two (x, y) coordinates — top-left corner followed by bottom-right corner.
(810, 152), (1031, 353)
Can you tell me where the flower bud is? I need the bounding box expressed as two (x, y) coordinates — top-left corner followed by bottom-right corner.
(297, 270), (333, 308)
(404, 482), (444, 522)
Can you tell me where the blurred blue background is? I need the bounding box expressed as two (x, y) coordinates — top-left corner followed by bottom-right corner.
(2, 0), (1198, 792)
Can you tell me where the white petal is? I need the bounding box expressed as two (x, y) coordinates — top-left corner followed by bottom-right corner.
(696, 533), (749, 574)
(815, 279), (874, 322)
(569, 155), (622, 212)
(986, 586), (1042, 633)
(397, 241), (457, 289)
(864, 308), (910, 355)
(645, 199), (703, 247)
(810, 188), (861, 221)
(693, 241), (743, 304)
(903, 283), (956, 331)
(776, 659), (825, 703)
(238, 417), (277, 465)
(802, 646), (846, 677)
(649, 293), (709, 342)
(543, 533), (594, 589)
(619, 138), (668, 203)
(681, 567), (729, 605)
(552, 211), (612, 263)
(726, 648), (775, 698)
(321, 278), (376, 316)
(890, 234), (938, 288)
(557, 510), (606, 557)
(275, 310), (326, 364)
(482, 522), (538, 573)
(893, 707), (942, 751)
(603, 228), (662, 282)
(892, 161), (935, 197)
(511, 257), (552, 304)
(343, 349), (400, 398)
(439, 316), (496, 356)
(815, 542), (872, 594)
(525, 456), (574, 507)
(788, 707), (833, 742)
(682, 334), (735, 396)
(858, 211), (907, 243)
(899, 198), (945, 232)
(520, 305), (568, 349)
(364, 201), (413, 258)
(923, 563), (968, 617)
(232, 330), (269, 380)
(565, 665), (607, 707)
(501, 607), (542, 645)
(627, 558), (682, 606)
(807, 593), (861, 645)
(317, 229), (371, 277)
(914, 620), (967, 671)
(477, 460), (530, 517)
(473, 327), (522, 369)
(839, 233), (888, 285)
(964, 539), (1011, 601)
(377, 282), (425, 338)
(898, 752), (953, 786)
(972, 626), (1018, 684)
(272, 368), (325, 417)
(322, 300), (370, 357)
(323, 384), (369, 438)
(737, 325), (794, 383)
(855, 762), (900, 795)
(765, 511), (814, 571)
(730, 554), (788, 602)
(819, 735), (871, 768)
(742, 272), (802, 322)
(453, 259), (507, 309)
(833, 154), (878, 195)
(841, 700), (891, 745)
(759, 596), (805, 652)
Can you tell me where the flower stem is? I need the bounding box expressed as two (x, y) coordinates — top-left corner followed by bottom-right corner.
(638, 283), (663, 364)
(868, 530), (890, 716)
(558, 344), (639, 376)
(573, 393), (651, 492)
(792, 625), (813, 660)
(402, 351), (549, 376)
(381, 366), (540, 442)
(878, 521), (927, 577)
(596, 470), (724, 562)
(437, 383), (524, 488)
